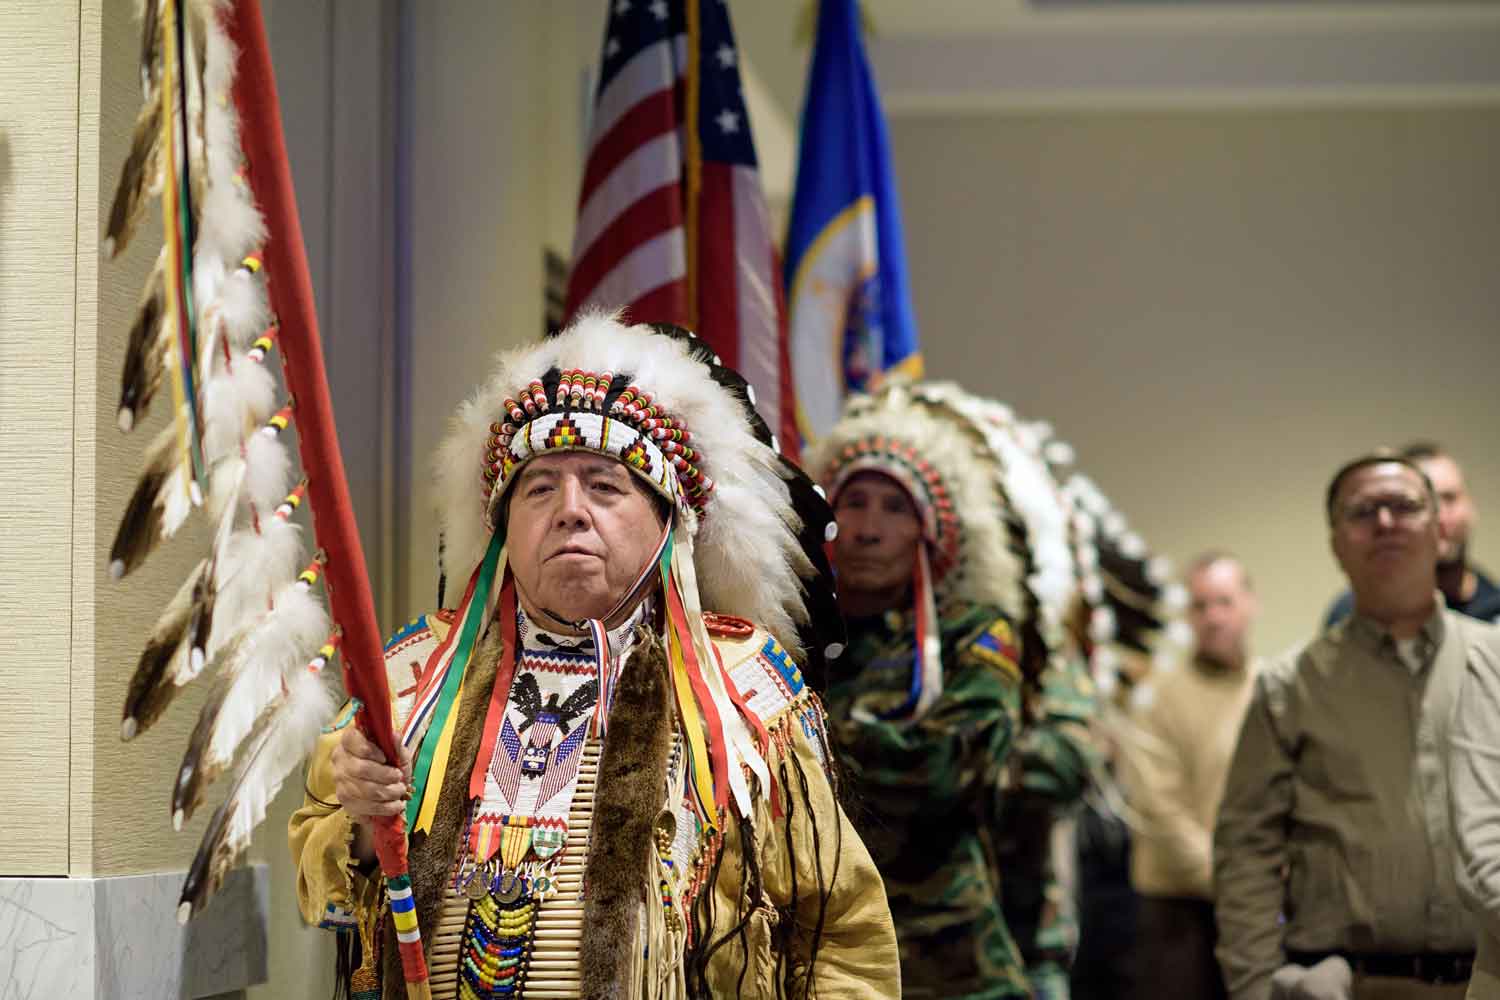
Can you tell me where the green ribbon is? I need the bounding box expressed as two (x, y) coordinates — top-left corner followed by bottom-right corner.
(405, 531), (504, 828)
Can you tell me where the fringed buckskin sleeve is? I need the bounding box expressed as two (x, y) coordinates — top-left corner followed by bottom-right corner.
(767, 696), (901, 998)
(696, 627), (900, 998)
(289, 713), (376, 929)
(288, 613), (451, 932)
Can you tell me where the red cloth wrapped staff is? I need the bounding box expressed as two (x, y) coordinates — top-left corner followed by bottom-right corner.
(224, 3), (431, 995)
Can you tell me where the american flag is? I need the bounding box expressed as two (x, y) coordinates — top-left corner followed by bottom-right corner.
(564, 0), (798, 455)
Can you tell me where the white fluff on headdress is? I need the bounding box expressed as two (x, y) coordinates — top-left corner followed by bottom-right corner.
(433, 312), (812, 655)
(911, 383), (1079, 645)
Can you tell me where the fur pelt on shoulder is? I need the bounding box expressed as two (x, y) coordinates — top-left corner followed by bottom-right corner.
(581, 628), (675, 999)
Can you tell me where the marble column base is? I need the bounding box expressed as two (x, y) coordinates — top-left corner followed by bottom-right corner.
(0, 863), (268, 1000)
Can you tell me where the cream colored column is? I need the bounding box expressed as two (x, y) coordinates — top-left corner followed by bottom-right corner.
(0, 0), (85, 880)
(1, 2), (264, 996)
(0, 0), (213, 882)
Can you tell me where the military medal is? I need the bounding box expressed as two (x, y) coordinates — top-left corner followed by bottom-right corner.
(494, 870), (526, 905)
(464, 865), (491, 901)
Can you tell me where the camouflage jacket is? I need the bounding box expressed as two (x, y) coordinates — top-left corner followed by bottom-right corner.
(825, 602), (1030, 1000)
(997, 652), (1099, 987)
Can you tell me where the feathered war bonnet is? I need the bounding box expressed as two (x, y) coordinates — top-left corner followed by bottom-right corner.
(806, 380), (1026, 719)
(1049, 465), (1189, 697)
(420, 312), (842, 833)
(901, 384), (1083, 678)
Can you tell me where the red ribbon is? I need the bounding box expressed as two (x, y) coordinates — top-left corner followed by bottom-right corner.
(666, 572), (730, 816)
(468, 578), (521, 803)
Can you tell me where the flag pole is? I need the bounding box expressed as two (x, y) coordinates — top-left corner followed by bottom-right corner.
(684, 0), (703, 331)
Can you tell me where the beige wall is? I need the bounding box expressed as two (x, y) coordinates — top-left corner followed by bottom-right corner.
(0, 0), (213, 879)
(400, 0), (552, 621)
(890, 106), (1500, 656)
(0, 0), (83, 877)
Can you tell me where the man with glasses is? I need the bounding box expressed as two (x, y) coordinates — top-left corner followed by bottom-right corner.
(1324, 443), (1500, 627)
(1214, 452), (1486, 999)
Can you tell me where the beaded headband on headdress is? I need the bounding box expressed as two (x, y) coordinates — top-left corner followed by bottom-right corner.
(820, 434), (962, 578)
(480, 367), (716, 526)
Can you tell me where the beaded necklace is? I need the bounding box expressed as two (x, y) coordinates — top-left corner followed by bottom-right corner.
(454, 605), (645, 999)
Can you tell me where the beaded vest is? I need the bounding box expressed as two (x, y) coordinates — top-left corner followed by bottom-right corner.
(427, 606), (647, 999)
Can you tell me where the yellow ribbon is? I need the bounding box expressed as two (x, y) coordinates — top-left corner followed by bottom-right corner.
(667, 618), (718, 832)
(412, 672), (466, 834)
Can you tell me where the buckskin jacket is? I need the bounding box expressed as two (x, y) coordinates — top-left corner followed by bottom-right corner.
(290, 607), (900, 999)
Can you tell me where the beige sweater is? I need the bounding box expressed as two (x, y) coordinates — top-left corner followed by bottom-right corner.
(1122, 654), (1259, 900)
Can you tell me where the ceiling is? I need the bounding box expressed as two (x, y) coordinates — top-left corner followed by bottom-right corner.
(734, 1), (1500, 119)
(725, 0), (1500, 229)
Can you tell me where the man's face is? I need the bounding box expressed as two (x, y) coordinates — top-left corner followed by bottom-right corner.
(1416, 454), (1475, 566)
(504, 452), (667, 623)
(1330, 462), (1441, 600)
(1187, 559), (1256, 668)
(831, 471), (923, 608)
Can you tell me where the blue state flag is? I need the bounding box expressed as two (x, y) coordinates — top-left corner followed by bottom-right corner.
(785, 0), (921, 440)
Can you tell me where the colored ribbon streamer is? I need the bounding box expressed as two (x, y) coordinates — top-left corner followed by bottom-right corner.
(402, 538), (508, 750)
(467, 580), (521, 804)
(587, 618), (611, 740)
(411, 670), (464, 836)
(665, 561), (733, 824)
(658, 531), (716, 829)
(883, 542), (943, 722)
(913, 542), (943, 718)
(666, 603), (719, 829)
(671, 523), (766, 815)
(158, 0), (207, 503)
(406, 532), (505, 830)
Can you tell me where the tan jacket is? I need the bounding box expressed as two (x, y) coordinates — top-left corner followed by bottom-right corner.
(1122, 655), (1259, 900)
(289, 610), (900, 999)
(1444, 621), (1500, 997)
(1213, 607), (1477, 1000)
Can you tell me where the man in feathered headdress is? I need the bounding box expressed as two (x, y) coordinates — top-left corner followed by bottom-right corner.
(808, 383), (1034, 999)
(289, 314), (898, 999)
(901, 385), (1101, 1000)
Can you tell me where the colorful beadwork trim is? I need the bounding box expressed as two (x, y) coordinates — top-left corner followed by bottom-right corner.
(317, 901), (358, 930)
(759, 636), (805, 696)
(458, 891), (537, 997)
(383, 614), (431, 653)
(508, 412), (679, 503)
(480, 368), (717, 521)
